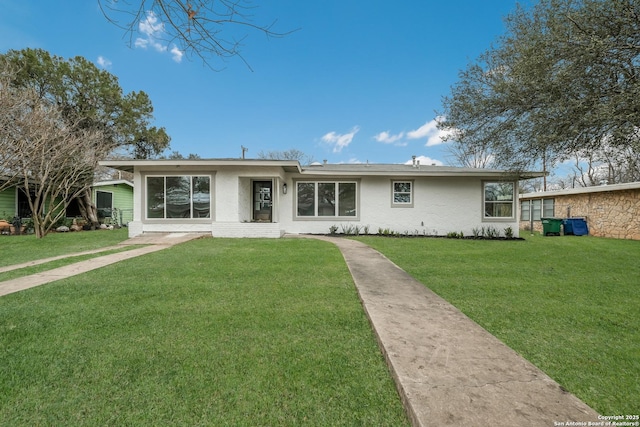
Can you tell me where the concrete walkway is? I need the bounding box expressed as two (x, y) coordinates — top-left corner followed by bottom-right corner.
(308, 236), (599, 427)
(0, 233), (204, 297)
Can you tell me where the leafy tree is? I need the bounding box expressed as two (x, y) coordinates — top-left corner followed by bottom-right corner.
(98, 0), (295, 70)
(439, 0), (640, 177)
(0, 48), (170, 233)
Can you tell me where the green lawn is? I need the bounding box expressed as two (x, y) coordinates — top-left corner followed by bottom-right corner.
(0, 228), (130, 267)
(355, 233), (640, 415)
(0, 246), (140, 282)
(0, 238), (409, 426)
(3, 231), (637, 421)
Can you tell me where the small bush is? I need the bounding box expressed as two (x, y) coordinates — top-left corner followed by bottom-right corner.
(485, 226), (500, 238)
(504, 226), (514, 239)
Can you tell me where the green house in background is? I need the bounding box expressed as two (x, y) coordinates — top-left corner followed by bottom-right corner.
(0, 180), (133, 227)
(91, 180), (134, 226)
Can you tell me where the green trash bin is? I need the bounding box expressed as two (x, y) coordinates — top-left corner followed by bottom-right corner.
(541, 217), (562, 236)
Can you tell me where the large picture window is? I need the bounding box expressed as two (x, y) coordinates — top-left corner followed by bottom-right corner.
(146, 175), (211, 219)
(296, 181), (357, 218)
(484, 182), (514, 219)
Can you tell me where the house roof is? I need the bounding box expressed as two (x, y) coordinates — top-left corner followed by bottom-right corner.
(93, 179), (133, 188)
(300, 163), (543, 179)
(99, 159), (302, 174)
(99, 158), (544, 180)
(520, 181), (640, 199)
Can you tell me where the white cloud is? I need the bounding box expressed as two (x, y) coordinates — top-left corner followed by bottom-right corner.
(139, 10), (164, 38)
(374, 131), (405, 144)
(134, 10), (183, 61)
(170, 45), (184, 62)
(403, 155), (444, 166)
(321, 126), (360, 153)
(134, 38), (149, 49)
(374, 117), (454, 148)
(407, 117), (452, 147)
(96, 56), (112, 69)
(406, 121), (437, 139)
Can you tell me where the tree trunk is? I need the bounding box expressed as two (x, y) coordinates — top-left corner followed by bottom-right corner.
(77, 188), (100, 229)
(33, 215), (46, 239)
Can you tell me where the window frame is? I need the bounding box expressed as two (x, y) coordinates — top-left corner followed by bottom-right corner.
(145, 175), (212, 220)
(391, 180), (414, 208)
(294, 180), (359, 220)
(482, 181), (515, 221)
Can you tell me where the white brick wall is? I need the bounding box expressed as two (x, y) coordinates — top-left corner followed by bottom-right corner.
(211, 222), (284, 238)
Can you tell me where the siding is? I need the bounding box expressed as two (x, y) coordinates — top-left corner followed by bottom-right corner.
(0, 187), (16, 219)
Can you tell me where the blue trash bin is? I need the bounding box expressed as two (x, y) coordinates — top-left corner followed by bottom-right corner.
(562, 219), (573, 235)
(563, 218), (588, 236)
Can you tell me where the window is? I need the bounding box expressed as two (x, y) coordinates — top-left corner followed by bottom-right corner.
(520, 199), (554, 221)
(519, 199), (541, 221)
(146, 175), (211, 219)
(96, 191), (113, 218)
(296, 181), (357, 218)
(392, 181), (413, 206)
(532, 199), (542, 220)
(483, 182), (514, 219)
(520, 200), (530, 221)
(543, 199), (555, 218)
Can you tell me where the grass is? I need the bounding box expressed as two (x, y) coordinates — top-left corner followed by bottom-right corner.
(0, 228), (130, 267)
(0, 238), (409, 426)
(355, 233), (640, 415)
(0, 246), (142, 282)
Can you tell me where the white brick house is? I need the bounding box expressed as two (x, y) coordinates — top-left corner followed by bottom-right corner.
(100, 159), (542, 238)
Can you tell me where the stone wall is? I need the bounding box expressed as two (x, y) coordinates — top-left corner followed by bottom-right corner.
(520, 188), (640, 240)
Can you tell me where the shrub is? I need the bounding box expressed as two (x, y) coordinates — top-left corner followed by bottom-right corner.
(485, 226), (500, 238)
(504, 226), (514, 239)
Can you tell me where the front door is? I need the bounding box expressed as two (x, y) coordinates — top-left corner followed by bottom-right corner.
(253, 181), (272, 222)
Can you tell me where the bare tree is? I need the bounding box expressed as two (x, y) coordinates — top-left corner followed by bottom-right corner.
(559, 142), (640, 188)
(0, 69), (110, 238)
(98, 0), (296, 70)
(257, 148), (315, 165)
(445, 136), (496, 169)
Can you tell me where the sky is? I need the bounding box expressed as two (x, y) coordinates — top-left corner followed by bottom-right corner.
(0, 1), (527, 166)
